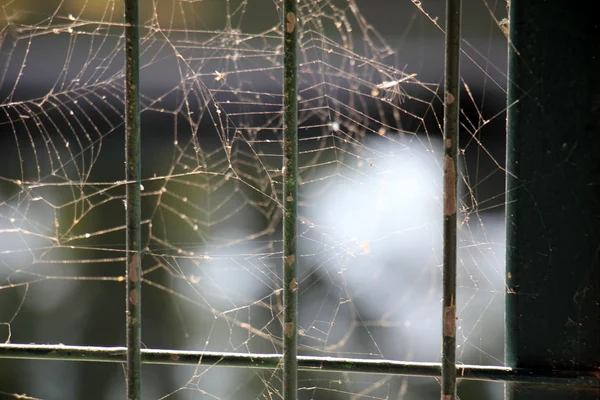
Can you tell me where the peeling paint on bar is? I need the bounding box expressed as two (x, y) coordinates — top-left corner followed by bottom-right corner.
(124, 0), (142, 398)
(441, 0), (461, 399)
(282, 0), (298, 398)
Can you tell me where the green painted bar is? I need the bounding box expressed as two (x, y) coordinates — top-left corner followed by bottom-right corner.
(505, 1), (600, 399)
(124, 0), (143, 398)
(441, 0), (461, 398)
(282, 0), (298, 398)
(0, 344), (598, 388)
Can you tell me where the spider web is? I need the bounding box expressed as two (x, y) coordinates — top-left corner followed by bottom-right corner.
(0, 0), (510, 398)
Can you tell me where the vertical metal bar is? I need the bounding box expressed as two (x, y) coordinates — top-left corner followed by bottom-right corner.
(505, 1), (600, 399)
(441, 0), (461, 399)
(124, 0), (142, 398)
(282, 0), (298, 399)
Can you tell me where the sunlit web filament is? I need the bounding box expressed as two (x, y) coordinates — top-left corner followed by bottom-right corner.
(376, 73), (417, 103)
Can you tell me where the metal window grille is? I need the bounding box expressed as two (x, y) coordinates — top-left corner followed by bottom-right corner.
(0, 0), (598, 399)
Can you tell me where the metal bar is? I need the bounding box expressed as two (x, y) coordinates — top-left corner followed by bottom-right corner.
(505, 1), (600, 399)
(441, 0), (461, 399)
(0, 344), (598, 388)
(124, 0), (142, 398)
(282, 0), (298, 399)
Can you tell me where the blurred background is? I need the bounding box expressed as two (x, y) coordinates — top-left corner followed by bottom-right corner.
(0, 0), (508, 398)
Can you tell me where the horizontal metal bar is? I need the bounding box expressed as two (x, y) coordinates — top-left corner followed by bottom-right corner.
(0, 344), (597, 388)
